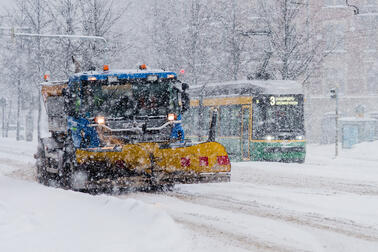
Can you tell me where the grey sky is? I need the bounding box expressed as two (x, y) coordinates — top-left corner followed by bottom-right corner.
(0, 0), (13, 6)
(0, 0), (14, 15)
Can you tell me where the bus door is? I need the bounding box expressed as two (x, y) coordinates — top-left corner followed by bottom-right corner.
(241, 105), (251, 160)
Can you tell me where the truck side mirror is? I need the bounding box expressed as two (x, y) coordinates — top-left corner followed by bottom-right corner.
(181, 83), (190, 113)
(182, 83), (189, 91)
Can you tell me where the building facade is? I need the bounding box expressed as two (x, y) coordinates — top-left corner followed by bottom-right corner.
(305, 0), (378, 142)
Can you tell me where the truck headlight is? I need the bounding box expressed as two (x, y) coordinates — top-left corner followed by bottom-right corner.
(147, 75), (158, 82)
(168, 113), (176, 121)
(95, 116), (105, 125)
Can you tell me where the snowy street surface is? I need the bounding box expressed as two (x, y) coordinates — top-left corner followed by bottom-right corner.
(1, 137), (378, 252)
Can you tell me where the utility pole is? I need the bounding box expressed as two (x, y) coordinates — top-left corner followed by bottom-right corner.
(335, 87), (339, 157)
(0, 97), (5, 138)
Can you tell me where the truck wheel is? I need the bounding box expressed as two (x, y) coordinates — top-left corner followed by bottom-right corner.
(70, 170), (88, 191)
(60, 133), (75, 188)
(36, 140), (49, 185)
(61, 133), (88, 191)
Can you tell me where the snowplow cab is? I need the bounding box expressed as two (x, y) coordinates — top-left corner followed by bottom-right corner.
(36, 67), (231, 191)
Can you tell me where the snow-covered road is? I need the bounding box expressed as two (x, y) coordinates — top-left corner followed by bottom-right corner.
(123, 144), (378, 252)
(1, 137), (378, 252)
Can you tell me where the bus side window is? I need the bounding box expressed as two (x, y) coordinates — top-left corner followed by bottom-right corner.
(220, 106), (232, 136)
(252, 99), (266, 139)
(230, 105), (241, 137)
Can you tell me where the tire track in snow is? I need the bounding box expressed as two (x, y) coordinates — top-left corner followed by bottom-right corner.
(174, 217), (310, 252)
(120, 192), (313, 252)
(0, 157), (36, 182)
(6, 167), (36, 182)
(237, 170), (378, 196)
(0, 146), (34, 159)
(169, 191), (378, 242)
(0, 158), (29, 170)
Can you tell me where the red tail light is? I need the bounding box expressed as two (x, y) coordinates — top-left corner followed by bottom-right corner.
(199, 157), (209, 167)
(181, 157), (191, 167)
(217, 156), (230, 165)
(115, 160), (126, 168)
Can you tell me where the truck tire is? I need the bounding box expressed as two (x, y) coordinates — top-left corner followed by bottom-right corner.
(61, 132), (88, 191)
(36, 140), (46, 183)
(36, 139), (52, 186)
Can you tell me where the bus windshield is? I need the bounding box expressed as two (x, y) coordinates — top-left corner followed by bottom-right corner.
(71, 79), (180, 118)
(253, 95), (304, 138)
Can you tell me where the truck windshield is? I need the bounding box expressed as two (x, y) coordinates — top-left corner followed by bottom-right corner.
(76, 79), (180, 118)
(252, 94), (305, 139)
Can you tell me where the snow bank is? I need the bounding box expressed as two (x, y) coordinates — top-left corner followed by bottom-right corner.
(0, 176), (186, 252)
(0, 138), (188, 252)
(0, 137), (37, 179)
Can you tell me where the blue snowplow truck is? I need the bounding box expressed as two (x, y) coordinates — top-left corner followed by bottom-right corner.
(35, 65), (231, 192)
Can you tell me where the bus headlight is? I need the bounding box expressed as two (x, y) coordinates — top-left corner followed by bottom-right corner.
(265, 135), (275, 141)
(95, 116), (105, 125)
(296, 135), (304, 140)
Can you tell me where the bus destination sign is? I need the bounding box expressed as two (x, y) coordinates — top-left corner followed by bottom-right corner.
(269, 96), (298, 106)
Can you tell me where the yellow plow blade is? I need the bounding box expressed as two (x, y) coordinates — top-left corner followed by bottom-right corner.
(75, 141), (231, 184)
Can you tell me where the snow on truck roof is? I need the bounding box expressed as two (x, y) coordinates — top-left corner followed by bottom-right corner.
(41, 82), (68, 99)
(190, 79), (303, 97)
(69, 69), (177, 82)
(41, 69), (177, 98)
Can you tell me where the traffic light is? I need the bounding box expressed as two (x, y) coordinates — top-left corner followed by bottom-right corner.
(0, 98), (6, 107)
(330, 88), (337, 99)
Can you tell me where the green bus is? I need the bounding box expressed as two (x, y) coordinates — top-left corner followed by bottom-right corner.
(183, 80), (306, 163)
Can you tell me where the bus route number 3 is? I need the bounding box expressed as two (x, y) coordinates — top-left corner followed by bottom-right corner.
(269, 96), (276, 106)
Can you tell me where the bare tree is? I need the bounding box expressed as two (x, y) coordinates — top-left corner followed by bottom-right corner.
(213, 0), (248, 81)
(49, 0), (81, 78)
(258, 0), (327, 82)
(183, 0), (213, 86)
(149, 0), (184, 72)
(13, 0), (52, 140)
(0, 0), (130, 139)
(149, 0), (214, 85)
(77, 0), (128, 70)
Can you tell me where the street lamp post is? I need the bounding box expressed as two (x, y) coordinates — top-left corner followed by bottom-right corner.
(16, 80), (21, 141)
(330, 87), (339, 157)
(12, 32), (109, 65)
